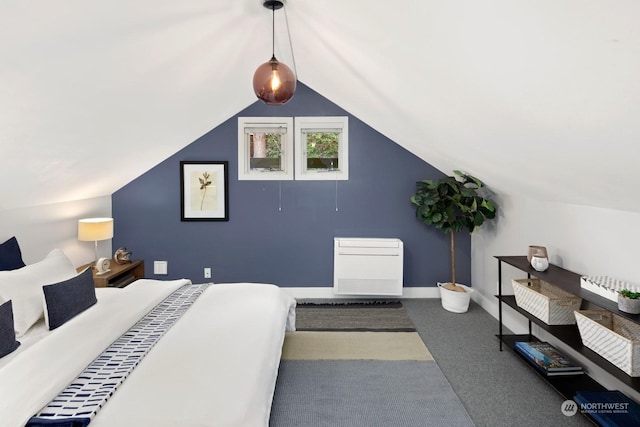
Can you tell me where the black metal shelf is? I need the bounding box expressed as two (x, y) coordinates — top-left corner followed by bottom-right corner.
(495, 255), (640, 397)
(497, 295), (640, 391)
(499, 334), (603, 427)
(496, 256), (640, 324)
(498, 334), (605, 397)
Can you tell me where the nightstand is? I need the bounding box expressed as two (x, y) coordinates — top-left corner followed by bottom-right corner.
(77, 259), (145, 288)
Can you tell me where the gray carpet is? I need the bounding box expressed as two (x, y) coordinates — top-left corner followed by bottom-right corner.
(269, 360), (475, 427)
(402, 299), (592, 427)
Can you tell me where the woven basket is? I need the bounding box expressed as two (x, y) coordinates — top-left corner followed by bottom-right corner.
(575, 310), (640, 376)
(512, 278), (582, 325)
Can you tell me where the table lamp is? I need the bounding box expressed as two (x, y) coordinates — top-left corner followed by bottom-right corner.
(78, 218), (114, 265)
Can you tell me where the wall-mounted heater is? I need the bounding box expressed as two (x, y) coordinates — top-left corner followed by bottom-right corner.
(333, 237), (404, 296)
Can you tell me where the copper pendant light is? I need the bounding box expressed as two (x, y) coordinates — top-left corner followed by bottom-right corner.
(253, 0), (296, 105)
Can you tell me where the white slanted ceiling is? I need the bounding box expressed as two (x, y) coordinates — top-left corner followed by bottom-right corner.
(1, 1), (639, 211)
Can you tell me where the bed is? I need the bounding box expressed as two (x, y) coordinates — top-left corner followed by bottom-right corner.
(0, 246), (296, 427)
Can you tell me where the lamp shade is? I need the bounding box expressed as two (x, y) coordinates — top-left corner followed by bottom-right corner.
(253, 57), (296, 105)
(78, 218), (114, 241)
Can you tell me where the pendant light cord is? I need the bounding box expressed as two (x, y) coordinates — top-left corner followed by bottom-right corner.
(271, 4), (276, 59)
(267, 2), (297, 77)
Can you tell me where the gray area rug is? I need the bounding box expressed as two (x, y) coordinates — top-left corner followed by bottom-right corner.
(295, 303), (416, 332)
(269, 360), (475, 427)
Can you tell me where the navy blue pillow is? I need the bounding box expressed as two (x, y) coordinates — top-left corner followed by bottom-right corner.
(43, 268), (97, 330)
(0, 300), (21, 358)
(0, 236), (26, 271)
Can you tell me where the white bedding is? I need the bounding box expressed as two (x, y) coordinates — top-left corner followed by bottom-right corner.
(0, 280), (296, 427)
(0, 287), (119, 370)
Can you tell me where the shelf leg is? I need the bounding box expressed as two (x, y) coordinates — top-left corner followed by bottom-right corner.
(498, 259), (503, 351)
(526, 272), (532, 341)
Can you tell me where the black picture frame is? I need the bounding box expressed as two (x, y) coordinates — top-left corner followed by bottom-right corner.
(180, 161), (229, 221)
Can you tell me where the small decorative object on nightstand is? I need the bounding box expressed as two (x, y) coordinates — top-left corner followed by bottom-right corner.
(77, 259), (144, 288)
(113, 247), (132, 265)
(95, 257), (111, 275)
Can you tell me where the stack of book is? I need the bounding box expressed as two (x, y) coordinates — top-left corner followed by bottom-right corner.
(514, 341), (583, 376)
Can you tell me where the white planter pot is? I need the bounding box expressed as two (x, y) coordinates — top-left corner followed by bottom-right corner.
(618, 295), (640, 314)
(438, 283), (474, 313)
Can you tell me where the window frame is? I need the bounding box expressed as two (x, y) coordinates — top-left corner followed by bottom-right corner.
(294, 116), (349, 181)
(237, 117), (294, 181)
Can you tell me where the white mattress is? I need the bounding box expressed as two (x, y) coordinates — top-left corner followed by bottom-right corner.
(0, 279), (296, 427)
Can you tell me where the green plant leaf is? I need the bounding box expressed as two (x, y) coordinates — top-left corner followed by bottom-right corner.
(411, 171), (498, 235)
(460, 187), (477, 198)
(481, 199), (495, 211)
(620, 289), (640, 299)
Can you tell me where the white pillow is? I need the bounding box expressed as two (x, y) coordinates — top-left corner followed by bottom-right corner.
(0, 249), (77, 336)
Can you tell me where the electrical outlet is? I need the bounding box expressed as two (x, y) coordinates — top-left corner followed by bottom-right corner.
(204, 268), (212, 279)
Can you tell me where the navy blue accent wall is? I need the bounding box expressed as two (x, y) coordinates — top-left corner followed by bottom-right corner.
(112, 83), (471, 287)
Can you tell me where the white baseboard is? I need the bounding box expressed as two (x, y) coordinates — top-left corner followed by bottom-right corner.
(281, 287), (440, 299)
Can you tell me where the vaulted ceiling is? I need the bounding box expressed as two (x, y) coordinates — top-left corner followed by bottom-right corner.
(2, 1), (639, 211)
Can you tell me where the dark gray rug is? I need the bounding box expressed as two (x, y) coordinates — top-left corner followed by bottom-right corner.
(295, 302), (416, 332)
(269, 360), (475, 427)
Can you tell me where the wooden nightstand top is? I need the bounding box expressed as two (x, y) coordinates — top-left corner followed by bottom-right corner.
(77, 259), (144, 288)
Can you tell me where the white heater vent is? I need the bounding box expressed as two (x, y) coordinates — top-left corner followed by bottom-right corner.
(333, 238), (403, 296)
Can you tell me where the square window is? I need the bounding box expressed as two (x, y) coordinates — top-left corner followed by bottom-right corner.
(238, 117), (294, 180)
(294, 116), (348, 180)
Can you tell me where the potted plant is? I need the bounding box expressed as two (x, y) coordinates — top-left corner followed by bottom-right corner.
(410, 170), (497, 313)
(618, 289), (640, 314)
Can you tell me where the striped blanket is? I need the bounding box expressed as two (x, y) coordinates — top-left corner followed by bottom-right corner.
(27, 283), (211, 427)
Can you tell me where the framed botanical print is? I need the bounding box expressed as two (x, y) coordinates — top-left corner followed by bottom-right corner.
(180, 161), (229, 221)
